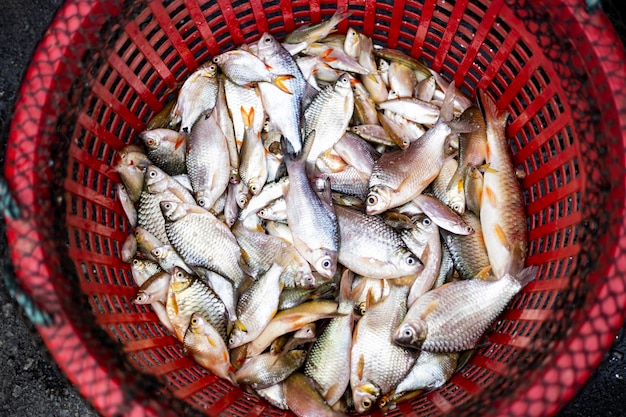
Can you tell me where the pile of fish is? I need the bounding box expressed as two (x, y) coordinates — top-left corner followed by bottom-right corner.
(112, 9), (535, 416)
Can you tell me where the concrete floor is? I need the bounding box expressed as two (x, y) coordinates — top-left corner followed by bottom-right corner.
(0, 1), (624, 416)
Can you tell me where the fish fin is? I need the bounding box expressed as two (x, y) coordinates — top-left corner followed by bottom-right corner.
(479, 162), (498, 173)
(317, 175), (333, 207)
(477, 89), (509, 129)
(234, 320), (248, 333)
(302, 82), (319, 110)
(272, 74), (296, 95)
(174, 133), (186, 150)
(475, 265), (494, 281)
(240, 106), (254, 128)
(207, 336), (218, 347)
(493, 223), (510, 249)
(439, 80), (456, 123)
(325, 383), (344, 405)
(516, 265), (537, 288)
(356, 354), (365, 380)
(446, 167), (466, 194)
(321, 48), (338, 62)
(338, 269), (354, 305)
(483, 185), (497, 206)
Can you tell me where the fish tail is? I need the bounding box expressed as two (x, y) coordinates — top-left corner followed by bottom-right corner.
(272, 74), (296, 94)
(515, 265), (537, 288)
(439, 80), (457, 123)
(339, 268), (354, 304)
(477, 89), (509, 129)
(240, 106), (254, 128)
(446, 165), (466, 194)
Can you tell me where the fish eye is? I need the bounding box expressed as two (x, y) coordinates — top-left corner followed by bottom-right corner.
(406, 255), (417, 266)
(132, 259), (141, 266)
(366, 194), (378, 206)
(465, 226), (474, 234)
(212, 57), (219, 63)
(452, 203), (462, 212)
(362, 400), (372, 409)
(422, 217), (432, 226)
(197, 197), (207, 207)
(321, 258), (332, 270)
(358, 302), (367, 315)
(250, 184), (259, 193)
(146, 138), (155, 146)
(149, 169), (157, 178)
(403, 328), (414, 338)
(379, 398), (387, 407)
(191, 317), (198, 325)
(264, 36), (272, 43)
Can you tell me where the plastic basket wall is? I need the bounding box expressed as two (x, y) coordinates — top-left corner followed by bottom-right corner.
(4, 0), (626, 416)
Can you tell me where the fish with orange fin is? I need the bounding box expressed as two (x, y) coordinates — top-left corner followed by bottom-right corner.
(183, 312), (237, 384)
(477, 90), (528, 278)
(213, 49), (295, 94)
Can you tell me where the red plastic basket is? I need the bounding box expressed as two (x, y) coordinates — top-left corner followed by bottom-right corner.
(5, 0), (626, 416)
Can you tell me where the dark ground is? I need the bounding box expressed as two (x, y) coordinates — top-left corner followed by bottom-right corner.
(0, 1), (625, 417)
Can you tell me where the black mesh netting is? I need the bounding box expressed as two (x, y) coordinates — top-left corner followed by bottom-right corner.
(2, 0), (626, 416)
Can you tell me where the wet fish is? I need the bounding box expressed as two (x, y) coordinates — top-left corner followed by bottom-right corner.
(138, 128), (187, 176)
(388, 61), (418, 98)
(278, 282), (337, 311)
(343, 27), (361, 59)
(183, 312), (237, 383)
(186, 111), (231, 209)
(236, 349), (307, 389)
(366, 81), (476, 214)
(213, 49), (294, 94)
(405, 214), (443, 307)
(393, 266), (537, 352)
(335, 205), (422, 279)
(161, 201), (246, 288)
(113, 145), (151, 203)
(412, 194), (474, 235)
(223, 77), (265, 152)
(478, 90), (527, 278)
(430, 157), (465, 214)
(151, 244), (192, 274)
(130, 258), (162, 287)
(304, 270), (354, 406)
(304, 72), (354, 172)
(382, 351), (459, 407)
(445, 105), (488, 214)
(229, 263), (284, 349)
(246, 300), (340, 357)
(256, 32), (309, 156)
(350, 283), (418, 413)
(134, 226), (164, 262)
(377, 97), (440, 125)
(121, 233), (137, 263)
(116, 183), (137, 227)
(283, 373), (344, 417)
(133, 270), (171, 305)
(441, 211), (494, 281)
(239, 107), (268, 195)
(170, 63), (219, 133)
(137, 165), (196, 244)
(284, 8), (350, 45)
(166, 266), (229, 342)
(281, 138), (339, 279)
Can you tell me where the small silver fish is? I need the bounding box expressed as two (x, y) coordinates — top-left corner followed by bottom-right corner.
(335, 205), (422, 279)
(161, 201), (246, 288)
(138, 128), (187, 176)
(394, 266), (537, 352)
(185, 111), (231, 210)
(170, 63), (219, 133)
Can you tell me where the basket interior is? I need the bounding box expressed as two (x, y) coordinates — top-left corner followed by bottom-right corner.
(8, 0), (626, 416)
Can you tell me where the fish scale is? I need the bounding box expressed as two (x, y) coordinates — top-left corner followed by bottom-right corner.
(350, 283), (418, 413)
(162, 202), (246, 288)
(335, 205), (421, 279)
(394, 267), (536, 352)
(303, 72), (354, 170)
(166, 268), (228, 342)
